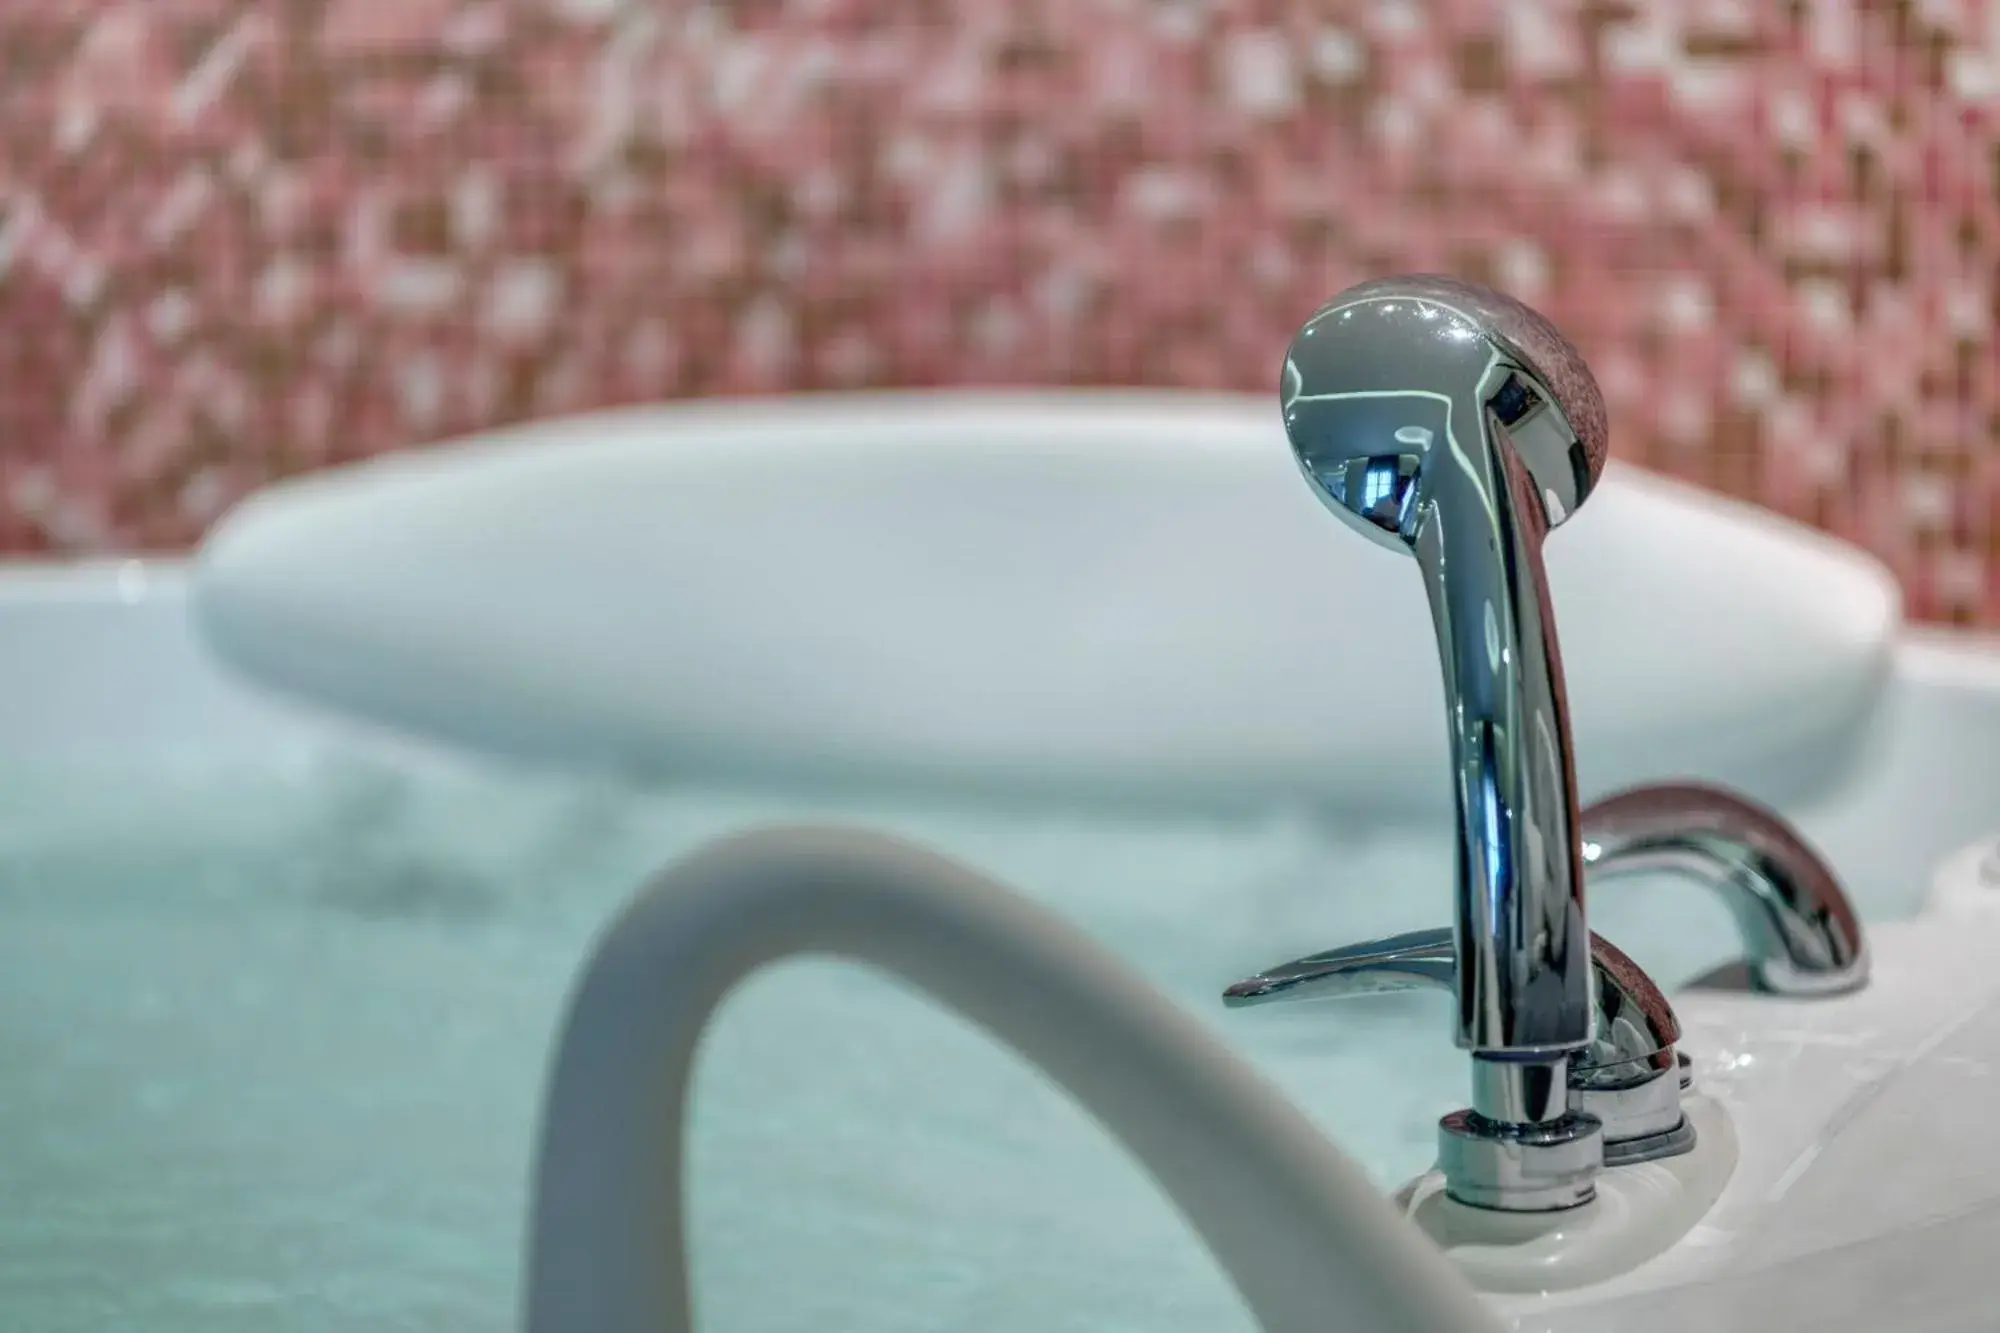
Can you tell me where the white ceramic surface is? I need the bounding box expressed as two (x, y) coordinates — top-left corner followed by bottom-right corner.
(1526, 851), (2000, 1332)
(191, 393), (1901, 818)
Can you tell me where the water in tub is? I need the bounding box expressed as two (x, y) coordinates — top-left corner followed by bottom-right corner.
(0, 750), (1757, 1332)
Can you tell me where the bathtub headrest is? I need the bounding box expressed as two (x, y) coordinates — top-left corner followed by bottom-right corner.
(192, 391), (1899, 819)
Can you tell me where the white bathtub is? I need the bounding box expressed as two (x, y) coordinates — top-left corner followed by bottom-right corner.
(10, 394), (2000, 1332)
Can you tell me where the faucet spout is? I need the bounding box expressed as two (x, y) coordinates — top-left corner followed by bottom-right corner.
(1581, 781), (1868, 996)
(525, 825), (1501, 1333)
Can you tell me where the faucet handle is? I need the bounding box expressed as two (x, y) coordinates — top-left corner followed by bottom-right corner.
(1222, 927), (1457, 1001)
(1225, 927), (1692, 1165)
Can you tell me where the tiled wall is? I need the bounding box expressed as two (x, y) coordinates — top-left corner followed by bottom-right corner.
(3, 2), (1997, 621)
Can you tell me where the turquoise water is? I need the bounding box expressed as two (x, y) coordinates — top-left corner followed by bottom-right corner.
(0, 756), (1741, 1332)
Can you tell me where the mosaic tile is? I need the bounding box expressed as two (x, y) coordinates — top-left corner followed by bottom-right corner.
(0, 1), (1994, 622)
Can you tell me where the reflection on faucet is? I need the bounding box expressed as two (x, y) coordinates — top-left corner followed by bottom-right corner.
(524, 826), (1501, 1333)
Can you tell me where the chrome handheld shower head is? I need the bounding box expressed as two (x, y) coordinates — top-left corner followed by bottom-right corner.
(1242, 277), (1869, 1214)
(1280, 273), (1607, 550)
(1274, 275), (1610, 1209)
(1282, 274), (1605, 1065)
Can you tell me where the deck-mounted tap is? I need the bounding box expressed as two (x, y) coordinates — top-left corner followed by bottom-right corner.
(1271, 274), (1609, 1210)
(1225, 781), (1870, 1170)
(1233, 277), (1872, 1213)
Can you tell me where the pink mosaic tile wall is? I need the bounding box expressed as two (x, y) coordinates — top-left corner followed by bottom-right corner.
(2, 2), (1997, 621)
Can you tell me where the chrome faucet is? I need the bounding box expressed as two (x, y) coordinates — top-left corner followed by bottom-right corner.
(1235, 275), (1869, 1212)
(1228, 783), (1868, 1168)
